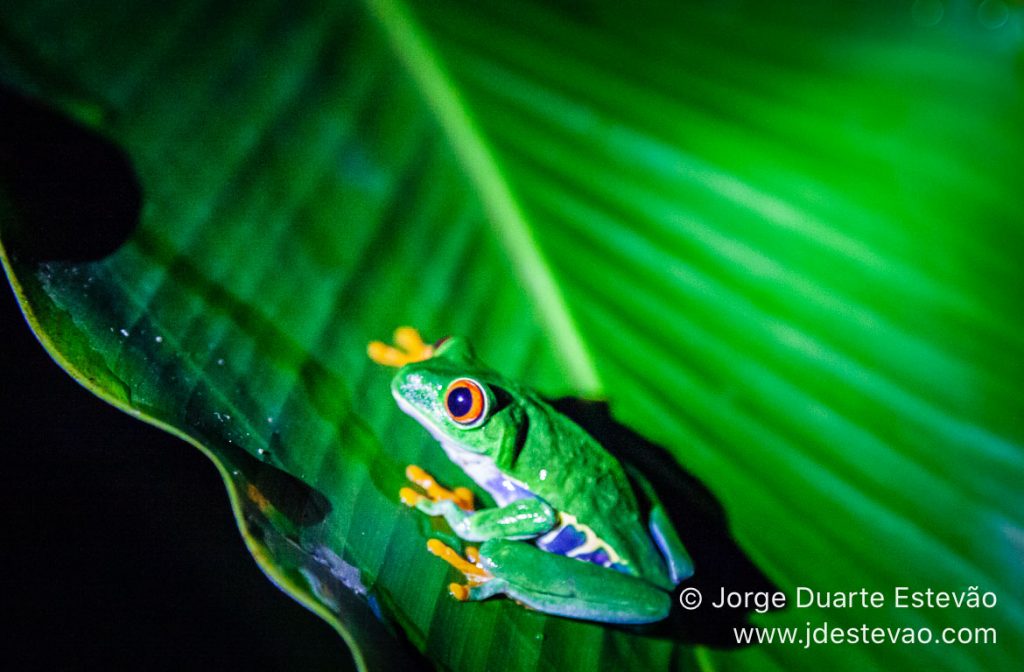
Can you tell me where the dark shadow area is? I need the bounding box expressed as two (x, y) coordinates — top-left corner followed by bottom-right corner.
(251, 431), (334, 529)
(189, 410), (334, 535)
(0, 84), (139, 261)
(0, 275), (355, 671)
(551, 398), (783, 648)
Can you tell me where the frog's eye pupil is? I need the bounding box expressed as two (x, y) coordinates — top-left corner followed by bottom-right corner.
(447, 388), (472, 417)
(444, 379), (486, 426)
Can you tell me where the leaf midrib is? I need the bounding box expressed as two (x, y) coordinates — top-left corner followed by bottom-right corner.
(365, 0), (601, 396)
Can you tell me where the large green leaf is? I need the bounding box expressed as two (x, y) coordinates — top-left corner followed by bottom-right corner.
(2, 0), (1023, 670)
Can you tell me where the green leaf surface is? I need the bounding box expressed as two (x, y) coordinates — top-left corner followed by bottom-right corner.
(2, 1), (1023, 670)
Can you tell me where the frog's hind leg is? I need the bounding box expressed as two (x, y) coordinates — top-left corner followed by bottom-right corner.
(426, 539), (490, 580)
(475, 540), (671, 624)
(625, 463), (694, 584)
(649, 504), (693, 584)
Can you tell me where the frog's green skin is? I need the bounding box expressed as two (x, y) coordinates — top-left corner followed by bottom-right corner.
(393, 337), (693, 624)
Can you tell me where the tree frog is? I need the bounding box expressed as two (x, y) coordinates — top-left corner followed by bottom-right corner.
(368, 327), (693, 624)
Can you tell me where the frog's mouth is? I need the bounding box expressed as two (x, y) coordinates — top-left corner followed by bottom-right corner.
(394, 388), (446, 442)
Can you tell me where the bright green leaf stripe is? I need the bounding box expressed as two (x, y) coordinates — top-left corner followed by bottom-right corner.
(365, 0), (602, 396)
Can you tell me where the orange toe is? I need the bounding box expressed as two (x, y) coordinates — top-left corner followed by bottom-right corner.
(399, 487), (424, 506)
(449, 583), (470, 601)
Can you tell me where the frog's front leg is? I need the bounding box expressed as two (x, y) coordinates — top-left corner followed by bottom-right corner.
(434, 538), (671, 624)
(401, 465), (556, 541)
(401, 465), (475, 511)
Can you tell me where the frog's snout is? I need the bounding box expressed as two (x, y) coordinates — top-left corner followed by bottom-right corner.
(391, 368), (442, 419)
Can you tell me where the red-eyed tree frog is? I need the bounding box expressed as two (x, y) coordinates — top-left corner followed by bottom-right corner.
(368, 328), (693, 624)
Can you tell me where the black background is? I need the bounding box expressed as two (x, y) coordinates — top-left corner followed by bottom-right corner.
(1, 282), (353, 669)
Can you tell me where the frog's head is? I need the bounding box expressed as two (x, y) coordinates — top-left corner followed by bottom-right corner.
(390, 336), (524, 457)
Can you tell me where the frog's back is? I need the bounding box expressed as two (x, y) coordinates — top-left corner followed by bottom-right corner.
(503, 397), (672, 587)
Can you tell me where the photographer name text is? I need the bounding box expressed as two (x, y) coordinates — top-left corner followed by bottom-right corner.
(711, 586), (998, 614)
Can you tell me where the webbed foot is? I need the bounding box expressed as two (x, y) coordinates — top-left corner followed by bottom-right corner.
(426, 539), (498, 602)
(368, 327), (434, 367)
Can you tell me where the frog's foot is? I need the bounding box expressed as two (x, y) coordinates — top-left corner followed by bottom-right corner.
(399, 464), (474, 511)
(426, 539), (498, 602)
(367, 327), (434, 367)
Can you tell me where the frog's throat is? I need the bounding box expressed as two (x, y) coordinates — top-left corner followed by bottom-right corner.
(394, 393), (535, 507)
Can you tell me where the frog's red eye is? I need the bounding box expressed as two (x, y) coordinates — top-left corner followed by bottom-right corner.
(445, 378), (487, 426)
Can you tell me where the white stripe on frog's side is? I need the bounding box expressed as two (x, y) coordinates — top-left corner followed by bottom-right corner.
(439, 439), (535, 506)
(395, 391), (535, 507)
